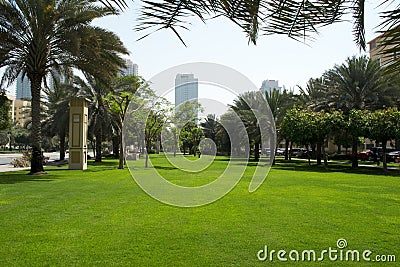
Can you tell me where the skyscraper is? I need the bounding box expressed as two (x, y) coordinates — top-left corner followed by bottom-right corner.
(119, 59), (138, 77)
(175, 74), (198, 108)
(16, 73), (31, 100)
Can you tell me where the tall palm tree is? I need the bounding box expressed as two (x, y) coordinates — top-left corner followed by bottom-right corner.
(265, 88), (297, 161)
(325, 55), (393, 168)
(43, 74), (76, 161)
(200, 114), (219, 142)
(325, 56), (390, 112)
(76, 76), (113, 163)
(298, 77), (332, 111)
(0, 0), (128, 174)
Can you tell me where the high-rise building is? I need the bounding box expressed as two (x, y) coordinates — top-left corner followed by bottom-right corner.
(260, 80), (282, 95)
(48, 72), (67, 91)
(119, 59), (138, 76)
(16, 73), (31, 100)
(175, 74), (198, 108)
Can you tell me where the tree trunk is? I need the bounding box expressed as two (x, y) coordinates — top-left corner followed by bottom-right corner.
(95, 130), (102, 162)
(316, 142), (322, 165)
(337, 144), (341, 154)
(322, 140), (328, 169)
(254, 142), (260, 161)
(113, 136), (119, 159)
(289, 142), (293, 160)
(59, 129), (66, 161)
(351, 136), (358, 168)
(118, 122), (124, 169)
(29, 73), (44, 174)
(382, 140), (387, 171)
(285, 139), (289, 161)
(145, 140), (151, 168)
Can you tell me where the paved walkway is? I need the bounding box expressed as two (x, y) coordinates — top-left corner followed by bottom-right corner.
(0, 152), (67, 173)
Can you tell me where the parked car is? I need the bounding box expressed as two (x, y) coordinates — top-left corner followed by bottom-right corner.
(275, 148), (285, 156)
(387, 151), (400, 163)
(369, 147), (397, 162)
(358, 150), (373, 161)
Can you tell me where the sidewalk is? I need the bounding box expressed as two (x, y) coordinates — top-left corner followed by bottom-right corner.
(0, 164), (29, 173)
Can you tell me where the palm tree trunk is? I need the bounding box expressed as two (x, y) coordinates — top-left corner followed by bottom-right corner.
(59, 129), (66, 161)
(351, 136), (358, 168)
(95, 130), (102, 162)
(29, 74), (44, 174)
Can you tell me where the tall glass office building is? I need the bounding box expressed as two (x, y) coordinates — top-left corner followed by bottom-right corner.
(16, 73), (31, 100)
(174, 74), (198, 108)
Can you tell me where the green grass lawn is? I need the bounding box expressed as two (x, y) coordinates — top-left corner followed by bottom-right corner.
(0, 156), (399, 266)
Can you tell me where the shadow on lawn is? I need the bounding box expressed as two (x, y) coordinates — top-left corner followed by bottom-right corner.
(0, 172), (55, 184)
(273, 159), (400, 177)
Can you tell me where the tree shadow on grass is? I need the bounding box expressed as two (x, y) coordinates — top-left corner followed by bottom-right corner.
(0, 172), (55, 184)
(273, 159), (400, 177)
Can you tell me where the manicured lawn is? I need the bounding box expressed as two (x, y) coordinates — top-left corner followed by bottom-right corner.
(0, 156), (399, 266)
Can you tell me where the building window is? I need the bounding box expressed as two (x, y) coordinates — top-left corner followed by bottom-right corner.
(370, 41), (376, 50)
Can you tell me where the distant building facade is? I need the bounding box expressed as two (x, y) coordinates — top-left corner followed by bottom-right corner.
(5, 94), (31, 126)
(260, 80), (282, 95)
(119, 59), (138, 77)
(16, 73), (31, 100)
(174, 74), (198, 108)
(368, 33), (398, 67)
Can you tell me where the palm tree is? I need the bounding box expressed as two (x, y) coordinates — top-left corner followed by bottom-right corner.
(298, 78), (332, 111)
(200, 114), (219, 142)
(0, 0), (128, 174)
(43, 75), (76, 161)
(265, 88), (297, 161)
(75, 76), (113, 163)
(325, 55), (393, 168)
(230, 91), (274, 161)
(325, 56), (391, 112)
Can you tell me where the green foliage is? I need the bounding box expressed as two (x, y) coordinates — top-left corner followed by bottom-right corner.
(0, 92), (11, 130)
(365, 108), (400, 142)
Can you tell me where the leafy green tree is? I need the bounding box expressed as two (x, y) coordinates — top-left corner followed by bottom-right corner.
(0, 92), (11, 130)
(107, 75), (150, 169)
(365, 108), (400, 171)
(0, 0), (128, 174)
(346, 109), (369, 168)
(144, 100), (171, 167)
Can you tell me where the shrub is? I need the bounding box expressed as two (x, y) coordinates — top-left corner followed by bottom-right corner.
(11, 151), (32, 167)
